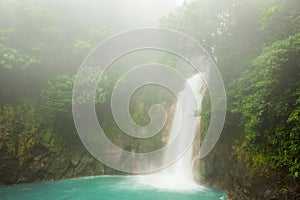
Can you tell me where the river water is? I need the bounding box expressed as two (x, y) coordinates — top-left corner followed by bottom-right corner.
(0, 176), (226, 200)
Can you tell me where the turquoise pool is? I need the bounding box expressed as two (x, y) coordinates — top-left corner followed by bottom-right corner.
(0, 176), (226, 200)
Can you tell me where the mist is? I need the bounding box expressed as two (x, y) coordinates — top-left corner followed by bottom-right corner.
(0, 0), (299, 199)
(30, 0), (184, 30)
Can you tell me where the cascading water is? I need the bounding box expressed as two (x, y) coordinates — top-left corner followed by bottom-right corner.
(137, 73), (206, 190)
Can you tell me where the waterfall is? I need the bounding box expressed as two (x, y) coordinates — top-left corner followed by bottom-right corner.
(137, 73), (206, 190)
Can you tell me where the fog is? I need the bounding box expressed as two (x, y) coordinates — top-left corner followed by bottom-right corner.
(0, 1), (299, 198)
(32, 0), (185, 30)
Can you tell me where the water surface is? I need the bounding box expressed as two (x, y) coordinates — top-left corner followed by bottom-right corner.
(0, 176), (226, 200)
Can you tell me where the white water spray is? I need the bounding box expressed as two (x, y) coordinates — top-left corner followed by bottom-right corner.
(137, 73), (206, 190)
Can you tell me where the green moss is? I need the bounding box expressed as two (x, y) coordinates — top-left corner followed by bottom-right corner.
(0, 100), (65, 168)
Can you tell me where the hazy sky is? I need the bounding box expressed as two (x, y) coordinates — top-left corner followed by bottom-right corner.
(41, 0), (185, 30)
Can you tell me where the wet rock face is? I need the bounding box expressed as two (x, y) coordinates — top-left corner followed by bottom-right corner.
(198, 154), (216, 177)
(0, 144), (105, 185)
(192, 132), (300, 200)
(197, 150), (300, 200)
(0, 159), (19, 185)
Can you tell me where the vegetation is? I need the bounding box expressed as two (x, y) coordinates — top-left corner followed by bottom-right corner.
(0, 1), (299, 198)
(0, 0), (113, 183)
(0, 0), (173, 183)
(160, 0), (300, 182)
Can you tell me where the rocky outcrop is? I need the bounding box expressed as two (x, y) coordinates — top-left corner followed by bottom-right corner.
(0, 143), (105, 185)
(196, 145), (300, 200)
